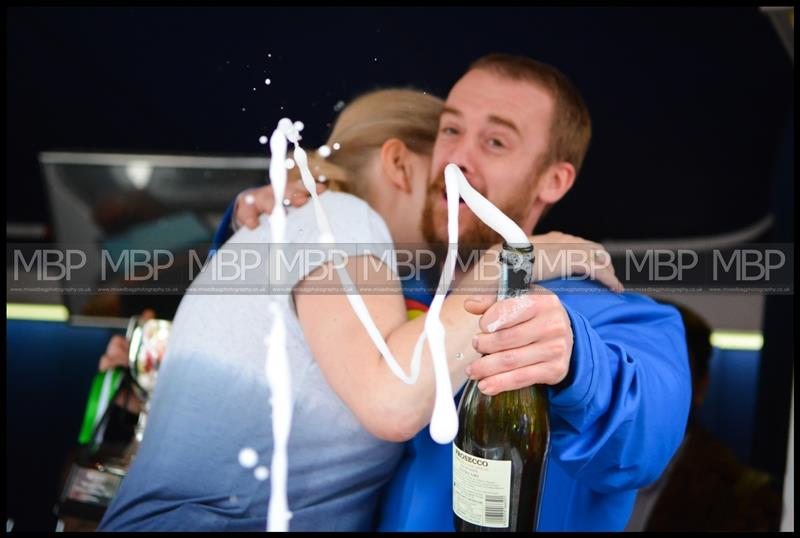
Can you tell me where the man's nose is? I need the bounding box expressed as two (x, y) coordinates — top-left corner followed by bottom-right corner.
(447, 137), (476, 176)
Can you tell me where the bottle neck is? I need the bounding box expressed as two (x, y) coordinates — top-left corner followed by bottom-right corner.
(497, 243), (534, 300)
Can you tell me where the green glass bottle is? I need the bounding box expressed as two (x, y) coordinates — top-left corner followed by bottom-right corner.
(453, 242), (550, 532)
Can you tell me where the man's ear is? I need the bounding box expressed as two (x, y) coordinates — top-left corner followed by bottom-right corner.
(380, 138), (412, 194)
(537, 162), (576, 205)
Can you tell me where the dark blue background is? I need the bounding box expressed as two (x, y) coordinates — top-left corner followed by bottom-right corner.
(6, 7), (794, 240)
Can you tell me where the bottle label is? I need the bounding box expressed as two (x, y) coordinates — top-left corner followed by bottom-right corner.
(453, 444), (511, 528)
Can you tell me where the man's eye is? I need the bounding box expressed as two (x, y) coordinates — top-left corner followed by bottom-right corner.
(442, 126), (459, 135)
(489, 138), (505, 149)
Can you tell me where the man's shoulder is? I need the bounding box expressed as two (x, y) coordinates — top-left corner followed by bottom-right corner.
(540, 278), (680, 321)
(540, 278), (655, 303)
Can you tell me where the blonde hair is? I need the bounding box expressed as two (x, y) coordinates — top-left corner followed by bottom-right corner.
(289, 88), (444, 198)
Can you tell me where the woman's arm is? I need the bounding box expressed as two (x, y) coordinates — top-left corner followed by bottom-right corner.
(294, 252), (492, 442)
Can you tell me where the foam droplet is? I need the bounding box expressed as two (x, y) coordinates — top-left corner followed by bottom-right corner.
(285, 158), (296, 170)
(241, 107), (246, 112)
(317, 145), (331, 158)
(267, 53), (272, 58)
(259, 136), (268, 145)
(238, 447), (258, 468)
(265, 78), (272, 85)
(293, 121), (304, 132)
(277, 118), (293, 134)
(332, 143), (341, 150)
(254, 466), (270, 481)
(454, 352), (464, 360)
(429, 399), (459, 445)
(280, 117), (300, 141)
(318, 175), (327, 183)
(333, 100), (345, 112)
(253, 87), (257, 91)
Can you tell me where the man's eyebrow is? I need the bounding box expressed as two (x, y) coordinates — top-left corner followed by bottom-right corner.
(441, 106), (462, 117)
(488, 115), (521, 137)
(441, 107), (521, 137)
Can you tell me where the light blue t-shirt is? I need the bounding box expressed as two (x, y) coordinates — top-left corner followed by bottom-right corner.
(99, 192), (404, 531)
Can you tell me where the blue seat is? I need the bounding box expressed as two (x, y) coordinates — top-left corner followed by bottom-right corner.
(696, 347), (761, 465)
(6, 319), (118, 531)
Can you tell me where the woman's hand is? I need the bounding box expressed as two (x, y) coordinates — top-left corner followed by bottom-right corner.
(234, 181), (326, 230)
(529, 232), (623, 292)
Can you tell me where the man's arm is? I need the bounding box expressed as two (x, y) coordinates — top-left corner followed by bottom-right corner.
(549, 282), (690, 492)
(467, 280), (692, 493)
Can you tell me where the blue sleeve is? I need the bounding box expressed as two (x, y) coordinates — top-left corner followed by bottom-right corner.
(210, 199), (237, 256)
(540, 279), (692, 494)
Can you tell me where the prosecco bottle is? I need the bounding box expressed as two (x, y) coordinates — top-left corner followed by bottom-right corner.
(453, 242), (550, 532)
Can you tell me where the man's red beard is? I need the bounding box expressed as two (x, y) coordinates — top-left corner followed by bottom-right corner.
(421, 170), (535, 266)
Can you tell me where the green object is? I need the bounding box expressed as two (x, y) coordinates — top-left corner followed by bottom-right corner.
(78, 368), (124, 445)
(710, 330), (764, 351)
(454, 243), (550, 532)
(6, 303), (69, 322)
